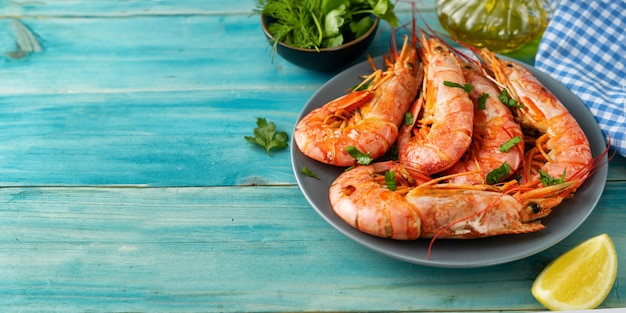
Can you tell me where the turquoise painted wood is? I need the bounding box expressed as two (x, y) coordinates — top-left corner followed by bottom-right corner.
(0, 0), (624, 312)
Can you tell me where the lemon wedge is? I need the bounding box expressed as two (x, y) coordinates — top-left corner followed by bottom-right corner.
(532, 233), (618, 311)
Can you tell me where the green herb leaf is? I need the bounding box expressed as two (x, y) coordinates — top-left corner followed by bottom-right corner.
(498, 88), (524, 108)
(499, 135), (523, 152)
(404, 112), (413, 126)
(301, 166), (320, 179)
(349, 16), (373, 39)
(477, 92), (489, 110)
(244, 117), (288, 156)
(324, 5), (346, 38)
(443, 80), (473, 92)
(370, 0), (388, 15)
(260, 0), (324, 50)
(377, 7), (398, 27)
(346, 146), (373, 165)
(323, 33), (344, 48)
(352, 80), (371, 91)
(384, 170), (396, 191)
(486, 162), (511, 185)
(539, 169), (566, 186)
(368, 0), (398, 26)
(322, 0), (347, 14)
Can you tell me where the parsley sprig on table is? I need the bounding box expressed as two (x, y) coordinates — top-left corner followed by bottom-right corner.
(245, 118), (288, 156)
(256, 0), (398, 51)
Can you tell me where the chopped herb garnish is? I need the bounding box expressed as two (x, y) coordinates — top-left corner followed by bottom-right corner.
(352, 80), (371, 91)
(404, 112), (413, 126)
(346, 146), (373, 165)
(486, 162), (511, 185)
(499, 135), (523, 152)
(444, 80), (473, 92)
(300, 166), (320, 179)
(539, 169), (566, 186)
(384, 170), (396, 191)
(477, 92), (489, 110)
(498, 88), (524, 108)
(244, 117), (288, 156)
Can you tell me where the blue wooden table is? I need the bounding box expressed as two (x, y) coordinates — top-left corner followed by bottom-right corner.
(1, 1), (624, 311)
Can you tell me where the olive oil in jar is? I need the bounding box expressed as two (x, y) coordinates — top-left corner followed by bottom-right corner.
(436, 0), (549, 53)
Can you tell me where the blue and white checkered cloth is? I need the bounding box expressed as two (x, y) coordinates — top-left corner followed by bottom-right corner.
(535, 0), (626, 158)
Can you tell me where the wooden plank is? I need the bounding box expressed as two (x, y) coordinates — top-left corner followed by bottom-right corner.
(0, 184), (624, 311)
(0, 90), (302, 186)
(0, 0), (253, 16)
(0, 0), (435, 17)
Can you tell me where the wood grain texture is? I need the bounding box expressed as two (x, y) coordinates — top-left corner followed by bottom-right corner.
(0, 89), (302, 186)
(0, 0), (624, 312)
(0, 0), (434, 17)
(1, 184), (624, 312)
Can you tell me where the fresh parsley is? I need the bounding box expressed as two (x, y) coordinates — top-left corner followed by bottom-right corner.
(257, 0), (398, 51)
(404, 112), (413, 126)
(477, 92), (489, 110)
(498, 88), (524, 108)
(384, 170), (396, 191)
(443, 80), (473, 92)
(301, 166), (320, 179)
(244, 117), (288, 156)
(486, 162), (511, 185)
(499, 135), (523, 152)
(539, 169), (566, 186)
(346, 146), (373, 165)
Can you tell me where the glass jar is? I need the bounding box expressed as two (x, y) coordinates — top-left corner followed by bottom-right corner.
(436, 0), (550, 53)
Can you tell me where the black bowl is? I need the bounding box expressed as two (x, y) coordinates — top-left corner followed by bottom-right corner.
(261, 15), (380, 71)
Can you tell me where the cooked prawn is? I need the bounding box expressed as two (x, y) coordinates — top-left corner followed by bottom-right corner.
(293, 36), (423, 167)
(444, 62), (524, 185)
(398, 32), (474, 175)
(328, 161), (560, 240)
(480, 50), (593, 185)
(329, 161), (422, 240)
(405, 185), (546, 239)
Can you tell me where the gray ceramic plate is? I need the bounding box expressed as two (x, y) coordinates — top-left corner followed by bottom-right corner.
(291, 56), (608, 268)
